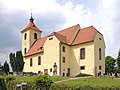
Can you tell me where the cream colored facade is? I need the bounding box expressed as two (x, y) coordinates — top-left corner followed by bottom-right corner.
(21, 18), (105, 77)
(22, 29), (41, 56)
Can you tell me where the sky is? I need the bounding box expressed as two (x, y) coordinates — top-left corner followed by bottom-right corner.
(0, 0), (120, 65)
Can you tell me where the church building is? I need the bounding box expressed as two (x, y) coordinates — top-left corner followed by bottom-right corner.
(21, 15), (105, 76)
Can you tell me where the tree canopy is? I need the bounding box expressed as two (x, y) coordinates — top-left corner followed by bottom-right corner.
(16, 51), (24, 72)
(9, 53), (16, 72)
(105, 56), (116, 74)
(117, 50), (120, 72)
(9, 51), (24, 72)
(117, 50), (120, 69)
(3, 61), (9, 75)
(0, 63), (3, 73)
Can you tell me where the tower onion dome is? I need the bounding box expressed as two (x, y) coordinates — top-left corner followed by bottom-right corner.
(29, 13), (34, 23)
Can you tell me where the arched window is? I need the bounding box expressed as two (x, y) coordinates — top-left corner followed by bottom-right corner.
(24, 48), (27, 54)
(38, 56), (41, 65)
(30, 58), (32, 67)
(24, 33), (27, 40)
(99, 48), (102, 60)
(34, 33), (37, 39)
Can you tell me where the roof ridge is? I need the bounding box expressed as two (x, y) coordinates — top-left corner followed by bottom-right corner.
(21, 22), (42, 33)
(81, 25), (103, 36)
(67, 24), (80, 45)
(58, 24), (79, 33)
(71, 29), (80, 45)
(72, 26), (97, 45)
(54, 32), (66, 43)
(48, 31), (66, 38)
(81, 25), (94, 30)
(55, 32), (66, 37)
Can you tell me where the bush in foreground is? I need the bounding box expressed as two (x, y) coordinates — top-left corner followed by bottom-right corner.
(0, 77), (7, 90)
(76, 73), (93, 77)
(50, 83), (120, 90)
(35, 75), (53, 90)
(5, 76), (15, 83)
(2, 75), (120, 90)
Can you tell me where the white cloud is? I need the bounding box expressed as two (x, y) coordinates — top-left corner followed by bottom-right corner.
(0, 0), (91, 28)
(59, 0), (120, 57)
(0, 0), (61, 13)
(0, 47), (18, 65)
(0, 53), (7, 64)
(92, 0), (120, 57)
(0, 0), (120, 63)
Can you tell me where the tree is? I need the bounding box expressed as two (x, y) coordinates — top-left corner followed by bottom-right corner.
(1, 66), (4, 72)
(9, 53), (16, 72)
(16, 51), (24, 72)
(0, 63), (4, 75)
(0, 62), (2, 72)
(3, 61), (9, 75)
(117, 49), (120, 69)
(9, 51), (24, 73)
(105, 56), (116, 75)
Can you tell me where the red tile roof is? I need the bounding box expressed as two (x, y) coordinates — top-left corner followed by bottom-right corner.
(25, 36), (47, 56)
(24, 24), (99, 56)
(72, 26), (97, 45)
(57, 24), (79, 43)
(48, 32), (66, 43)
(21, 22), (42, 33)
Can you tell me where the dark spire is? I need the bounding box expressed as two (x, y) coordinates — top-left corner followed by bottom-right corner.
(29, 13), (34, 23)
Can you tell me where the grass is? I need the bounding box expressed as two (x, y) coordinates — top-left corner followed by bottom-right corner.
(14, 76), (120, 87)
(50, 76), (69, 82)
(59, 77), (120, 87)
(15, 75), (38, 82)
(12, 75), (68, 82)
(1, 75), (120, 87)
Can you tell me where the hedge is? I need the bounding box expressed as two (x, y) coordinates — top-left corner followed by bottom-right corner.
(7, 80), (37, 90)
(0, 77), (7, 90)
(6, 75), (53, 90)
(50, 83), (120, 90)
(76, 73), (93, 77)
(3, 81), (120, 90)
(35, 75), (53, 90)
(1, 75), (120, 90)
(7, 81), (120, 90)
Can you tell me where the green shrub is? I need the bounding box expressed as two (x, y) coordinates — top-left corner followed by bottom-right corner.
(35, 75), (53, 90)
(2, 75), (120, 90)
(7, 80), (37, 90)
(50, 84), (120, 90)
(5, 76), (15, 83)
(50, 84), (95, 90)
(5, 75), (53, 90)
(3, 77), (120, 90)
(0, 77), (7, 90)
(76, 73), (93, 77)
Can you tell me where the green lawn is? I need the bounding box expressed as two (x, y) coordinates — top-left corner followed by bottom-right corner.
(1, 75), (120, 87)
(15, 75), (38, 81)
(50, 76), (69, 82)
(14, 76), (120, 87)
(14, 75), (68, 82)
(59, 77), (120, 87)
